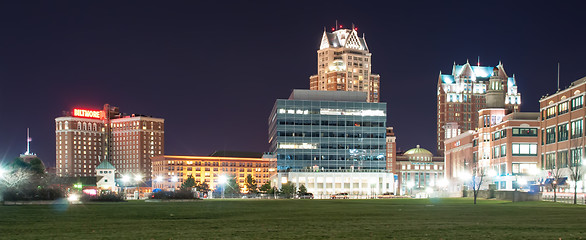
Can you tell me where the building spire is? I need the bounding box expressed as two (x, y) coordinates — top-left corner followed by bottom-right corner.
(557, 62), (560, 91)
(25, 128), (32, 155)
(477, 56), (480, 66)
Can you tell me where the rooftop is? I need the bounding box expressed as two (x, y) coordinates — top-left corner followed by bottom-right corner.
(288, 89), (368, 102)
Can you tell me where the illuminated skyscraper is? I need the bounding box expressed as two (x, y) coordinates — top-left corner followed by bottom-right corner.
(309, 25), (380, 103)
(437, 61), (521, 156)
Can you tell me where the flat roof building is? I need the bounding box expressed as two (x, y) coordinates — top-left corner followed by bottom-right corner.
(55, 104), (164, 180)
(539, 76), (586, 192)
(268, 89), (393, 198)
(151, 153), (276, 192)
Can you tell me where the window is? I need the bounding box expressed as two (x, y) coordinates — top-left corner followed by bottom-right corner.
(501, 129), (507, 138)
(557, 151), (568, 168)
(500, 145), (506, 157)
(546, 106), (556, 119)
(493, 146), (499, 158)
(512, 128), (538, 137)
(558, 123), (568, 142)
(571, 96), (583, 110)
(511, 143), (537, 156)
(571, 148), (582, 167)
(545, 153), (555, 169)
(558, 102), (569, 115)
(571, 119), (583, 139)
(546, 127), (556, 144)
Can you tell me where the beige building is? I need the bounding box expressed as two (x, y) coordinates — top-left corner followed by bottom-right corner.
(395, 146), (445, 196)
(55, 104), (164, 180)
(151, 152), (276, 192)
(437, 63), (521, 156)
(309, 26), (380, 103)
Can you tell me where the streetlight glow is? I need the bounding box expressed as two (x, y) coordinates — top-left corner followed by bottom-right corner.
(156, 176), (163, 182)
(219, 175), (228, 184)
(134, 174), (142, 182)
(121, 175), (131, 184)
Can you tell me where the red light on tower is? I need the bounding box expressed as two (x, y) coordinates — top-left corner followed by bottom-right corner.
(331, 27), (335, 31)
(354, 27), (358, 31)
(73, 108), (103, 119)
(339, 25), (343, 28)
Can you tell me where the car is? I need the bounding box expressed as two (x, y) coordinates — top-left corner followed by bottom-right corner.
(377, 192), (396, 199)
(299, 193), (314, 199)
(331, 192), (349, 199)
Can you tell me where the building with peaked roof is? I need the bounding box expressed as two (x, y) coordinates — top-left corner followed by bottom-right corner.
(96, 160), (116, 191)
(437, 61), (522, 156)
(309, 26), (380, 103)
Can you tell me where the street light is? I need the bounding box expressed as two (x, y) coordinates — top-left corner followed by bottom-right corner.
(406, 181), (415, 196)
(134, 174), (143, 200)
(121, 174), (131, 199)
(219, 175), (228, 199)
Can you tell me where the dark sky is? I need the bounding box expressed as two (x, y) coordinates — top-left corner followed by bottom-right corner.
(1, 1), (585, 166)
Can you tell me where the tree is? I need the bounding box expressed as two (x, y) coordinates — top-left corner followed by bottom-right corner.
(569, 138), (584, 204)
(548, 157), (565, 203)
(280, 181), (297, 199)
(29, 158), (45, 175)
(181, 175), (196, 191)
(245, 174), (258, 194)
(467, 159), (485, 205)
(195, 181), (210, 193)
(224, 175), (241, 196)
(298, 184), (308, 196)
(259, 181), (272, 194)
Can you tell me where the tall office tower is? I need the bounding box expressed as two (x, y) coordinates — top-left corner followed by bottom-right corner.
(55, 104), (164, 180)
(269, 89), (387, 171)
(268, 89), (394, 197)
(309, 26), (380, 103)
(437, 61), (521, 156)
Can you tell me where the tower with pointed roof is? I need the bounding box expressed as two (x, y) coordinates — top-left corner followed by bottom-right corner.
(309, 26), (380, 103)
(436, 61), (521, 156)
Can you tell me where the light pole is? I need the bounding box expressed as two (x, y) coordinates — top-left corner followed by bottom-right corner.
(171, 176), (178, 191)
(219, 175), (228, 199)
(134, 174), (142, 200)
(121, 174), (131, 200)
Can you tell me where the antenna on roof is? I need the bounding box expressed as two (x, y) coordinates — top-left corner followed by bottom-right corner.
(335, 20), (338, 30)
(477, 56), (480, 66)
(557, 62), (560, 91)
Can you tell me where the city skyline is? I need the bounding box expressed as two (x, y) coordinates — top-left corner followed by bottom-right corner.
(1, 1), (586, 167)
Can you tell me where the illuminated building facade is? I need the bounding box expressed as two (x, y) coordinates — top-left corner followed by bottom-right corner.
(55, 104), (164, 180)
(394, 146), (445, 196)
(539, 76), (586, 192)
(385, 127), (396, 172)
(444, 73), (538, 192)
(309, 26), (380, 103)
(151, 153), (276, 192)
(268, 89), (393, 198)
(269, 89), (387, 171)
(437, 62), (521, 155)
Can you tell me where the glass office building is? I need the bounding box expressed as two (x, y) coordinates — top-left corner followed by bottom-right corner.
(269, 90), (387, 171)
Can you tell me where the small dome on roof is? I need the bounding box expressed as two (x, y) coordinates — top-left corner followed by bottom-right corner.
(404, 145), (433, 161)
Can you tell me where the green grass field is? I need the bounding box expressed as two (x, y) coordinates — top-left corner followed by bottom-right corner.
(1, 198), (585, 239)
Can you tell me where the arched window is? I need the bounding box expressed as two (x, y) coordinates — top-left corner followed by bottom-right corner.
(83, 122), (87, 130)
(59, 122), (63, 130)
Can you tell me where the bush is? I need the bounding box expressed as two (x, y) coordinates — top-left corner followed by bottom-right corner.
(82, 193), (125, 202)
(2, 187), (64, 201)
(151, 190), (198, 200)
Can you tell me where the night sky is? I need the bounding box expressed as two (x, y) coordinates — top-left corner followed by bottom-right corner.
(1, 1), (585, 166)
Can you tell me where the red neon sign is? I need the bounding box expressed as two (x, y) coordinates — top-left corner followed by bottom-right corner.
(73, 109), (102, 119)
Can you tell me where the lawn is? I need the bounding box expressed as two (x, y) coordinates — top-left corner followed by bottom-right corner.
(1, 198), (585, 239)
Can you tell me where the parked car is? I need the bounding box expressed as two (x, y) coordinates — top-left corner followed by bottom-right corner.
(299, 193), (314, 199)
(331, 193), (349, 199)
(377, 192), (396, 199)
